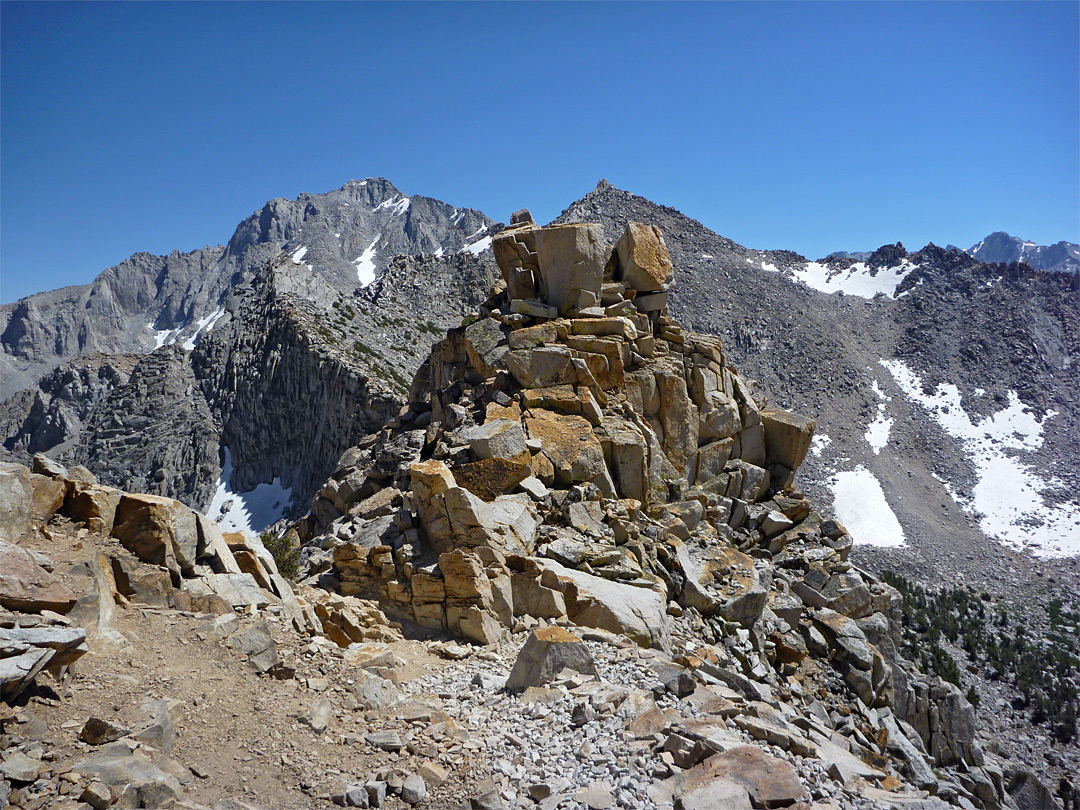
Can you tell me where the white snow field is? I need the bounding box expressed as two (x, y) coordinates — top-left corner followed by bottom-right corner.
(882, 359), (1080, 557)
(150, 306), (226, 350)
(206, 447), (293, 535)
(752, 254), (914, 299)
(462, 235), (492, 255)
(791, 260), (914, 299)
(354, 235), (380, 285)
(828, 467), (907, 548)
(865, 380), (893, 455)
(180, 307), (226, 350)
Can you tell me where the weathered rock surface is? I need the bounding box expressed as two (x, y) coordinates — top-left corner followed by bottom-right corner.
(505, 626), (596, 692)
(0, 462), (33, 542)
(0, 538), (77, 613)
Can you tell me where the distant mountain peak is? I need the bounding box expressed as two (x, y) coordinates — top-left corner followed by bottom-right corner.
(966, 231), (1079, 274)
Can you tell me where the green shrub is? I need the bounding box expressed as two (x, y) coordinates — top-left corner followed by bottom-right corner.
(261, 531), (300, 581)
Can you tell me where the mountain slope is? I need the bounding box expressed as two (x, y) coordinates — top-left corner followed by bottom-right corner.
(554, 181), (1080, 586)
(965, 231), (1080, 274)
(5, 178), (1077, 590)
(0, 247), (225, 397)
(1, 179), (500, 517)
(0, 178), (494, 400)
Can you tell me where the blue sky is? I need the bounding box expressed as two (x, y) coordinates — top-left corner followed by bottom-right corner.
(2, 1), (1077, 304)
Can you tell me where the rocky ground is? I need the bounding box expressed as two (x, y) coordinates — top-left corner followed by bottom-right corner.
(0, 512), (1007, 810)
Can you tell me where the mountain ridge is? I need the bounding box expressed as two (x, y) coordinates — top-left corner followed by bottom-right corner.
(0, 178), (495, 400)
(3, 177), (1077, 581)
(964, 231), (1080, 274)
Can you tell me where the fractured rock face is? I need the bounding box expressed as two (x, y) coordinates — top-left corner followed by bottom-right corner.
(760, 407), (816, 473)
(539, 560), (671, 652)
(532, 223), (610, 316)
(524, 410), (606, 487)
(112, 492), (200, 575)
(674, 540), (766, 626)
(0, 462), (33, 542)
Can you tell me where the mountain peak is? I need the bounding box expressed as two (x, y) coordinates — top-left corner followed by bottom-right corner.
(966, 231), (1079, 273)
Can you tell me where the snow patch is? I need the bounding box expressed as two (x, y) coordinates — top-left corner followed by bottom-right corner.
(865, 381), (893, 454)
(792, 261), (914, 299)
(375, 195), (410, 216)
(865, 410), (893, 455)
(882, 359), (1080, 557)
(828, 467), (906, 548)
(206, 447), (292, 535)
(180, 307), (226, 350)
(701, 253), (714, 260)
(810, 433), (831, 457)
(150, 306), (226, 350)
(433, 247), (444, 258)
(354, 235), (380, 285)
(461, 235), (492, 256)
(151, 324), (184, 349)
(290, 246), (309, 264)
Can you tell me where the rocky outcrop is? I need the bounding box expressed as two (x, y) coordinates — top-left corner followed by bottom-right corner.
(287, 216), (1008, 809)
(1, 458), (315, 646)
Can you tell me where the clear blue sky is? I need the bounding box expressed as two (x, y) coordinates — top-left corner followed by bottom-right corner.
(2, 1), (1077, 304)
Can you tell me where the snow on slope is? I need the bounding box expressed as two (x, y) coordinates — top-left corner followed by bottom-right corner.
(206, 447), (293, 535)
(865, 381), (893, 455)
(791, 261), (914, 299)
(462, 235), (492, 256)
(460, 225), (493, 256)
(375, 195), (411, 216)
(882, 359), (1080, 557)
(829, 467), (906, 548)
(150, 306), (227, 351)
(355, 235), (380, 285)
(180, 307), (227, 351)
(753, 255), (915, 298)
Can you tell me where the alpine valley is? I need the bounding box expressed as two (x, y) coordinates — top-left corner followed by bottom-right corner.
(1, 178), (1077, 810)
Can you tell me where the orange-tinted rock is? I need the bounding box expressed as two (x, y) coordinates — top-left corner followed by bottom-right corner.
(0, 539), (77, 614)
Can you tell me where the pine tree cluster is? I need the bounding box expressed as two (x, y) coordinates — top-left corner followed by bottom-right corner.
(881, 572), (1078, 745)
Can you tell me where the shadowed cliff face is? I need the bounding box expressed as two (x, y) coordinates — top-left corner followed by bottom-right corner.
(74, 346), (222, 506)
(191, 266), (402, 510)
